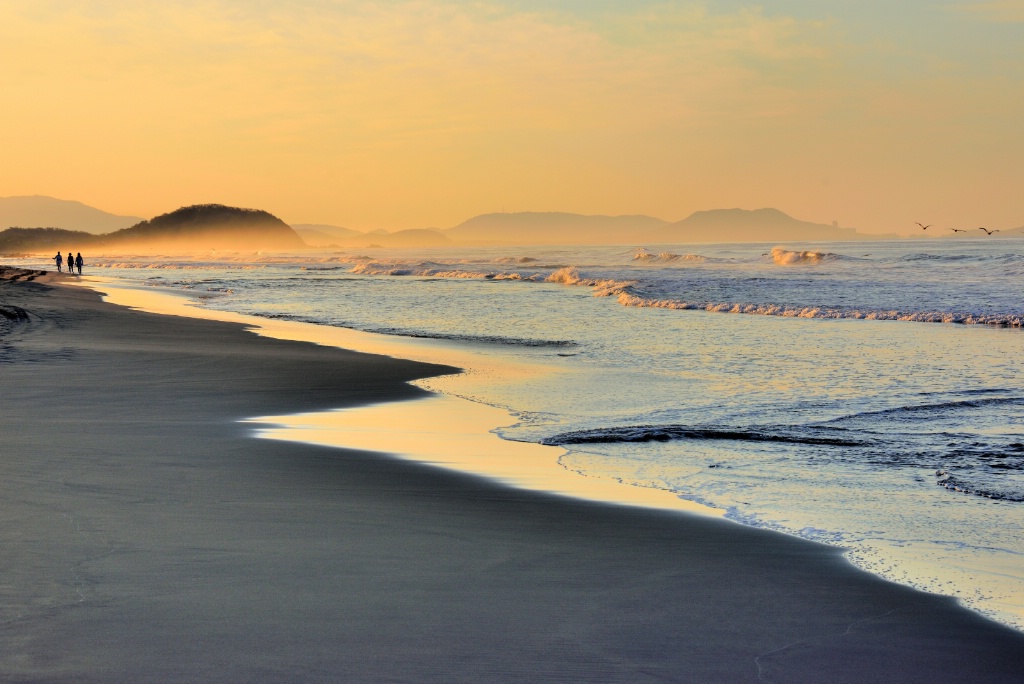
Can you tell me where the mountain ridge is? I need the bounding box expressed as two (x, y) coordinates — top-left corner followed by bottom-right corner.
(445, 212), (669, 245)
(645, 207), (865, 243)
(0, 195), (142, 233)
(442, 209), (870, 245)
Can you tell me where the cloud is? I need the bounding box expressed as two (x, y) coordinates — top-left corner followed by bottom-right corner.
(0, 1), (839, 136)
(1, 1), (1020, 231)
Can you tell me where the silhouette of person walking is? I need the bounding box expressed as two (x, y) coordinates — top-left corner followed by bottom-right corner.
(66, 252), (74, 276)
(75, 253), (83, 275)
(53, 252), (63, 273)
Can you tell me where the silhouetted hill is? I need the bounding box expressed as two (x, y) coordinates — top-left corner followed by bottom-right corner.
(0, 196), (142, 233)
(644, 208), (863, 243)
(445, 212), (669, 245)
(0, 227), (96, 255)
(109, 204), (304, 250)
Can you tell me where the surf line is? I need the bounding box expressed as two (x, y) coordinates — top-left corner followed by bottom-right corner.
(70, 275), (722, 517)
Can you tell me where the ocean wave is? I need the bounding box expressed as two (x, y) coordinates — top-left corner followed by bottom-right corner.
(542, 424), (865, 447)
(633, 249), (708, 264)
(350, 262), (547, 281)
(936, 470), (1024, 502)
(90, 255), (372, 269)
(241, 312), (576, 347)
(614, 293), (1024, 327)
(897, 252), (1024, 264)
(770, 247), (843, 265)
(494, 256), (539, 264)
(825, 397), (1024, 424)
(362, 327), (577, 347)
(351, 261), (637, 294)
(92, 262), (269, 270)
(545, 267), (635, 296)
(347, 258), (1024, 327)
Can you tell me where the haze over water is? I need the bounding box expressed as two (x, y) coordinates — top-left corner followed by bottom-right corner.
(16, 237), (1024, 629)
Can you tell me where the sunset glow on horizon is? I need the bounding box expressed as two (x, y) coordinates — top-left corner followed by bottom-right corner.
(1, 1), (1022, 233)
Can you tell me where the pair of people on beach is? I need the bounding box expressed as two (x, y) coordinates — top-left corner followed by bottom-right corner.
(53, 251), (84, 275)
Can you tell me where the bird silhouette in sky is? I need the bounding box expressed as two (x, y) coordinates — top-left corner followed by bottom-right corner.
(978, 227), (1000, 235)
(951, 228), (967, 233)
(915, 222), (932, 230)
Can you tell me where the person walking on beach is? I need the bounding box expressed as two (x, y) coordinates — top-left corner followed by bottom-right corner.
(67, 252), (74, 276)
(75, 253), (83, 275)
(53, 252), (63, 273)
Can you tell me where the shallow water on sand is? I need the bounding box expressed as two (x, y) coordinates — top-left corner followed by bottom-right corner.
(19, 238), (1024, 629)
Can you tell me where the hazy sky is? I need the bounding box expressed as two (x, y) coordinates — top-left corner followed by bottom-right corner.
(1, 1), (1021, 233)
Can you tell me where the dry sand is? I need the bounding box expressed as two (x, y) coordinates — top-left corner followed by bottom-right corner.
(2, 265), (1023, 682)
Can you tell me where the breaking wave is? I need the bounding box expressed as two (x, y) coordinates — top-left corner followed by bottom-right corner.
(362, 327), (577, 347)
(633, 249), (709, 264)
(770, 247), (843, 265)
(92, 262), (268, 270)
(936, 470), (1024, 502)
(350, 261), (548, 281)
(344, 260), (1024, 328)
(545, 267), (635, 296)
(542, 424), (865, 447)
(824, 396), (1024, 424)
(242, 312), (576, 347)
(614, 293), (1024, 326)
(494, 256), (539, 264)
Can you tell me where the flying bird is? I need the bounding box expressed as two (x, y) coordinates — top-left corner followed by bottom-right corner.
(978, 227), (1000, 235)
(915, 222), (932, 230)
(951, 228), (967, 233)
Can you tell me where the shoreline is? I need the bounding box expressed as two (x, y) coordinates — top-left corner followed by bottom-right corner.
(74, 272), (724, 518)
(3, 266), (1024, 680)
(70, 268), (1024, 632)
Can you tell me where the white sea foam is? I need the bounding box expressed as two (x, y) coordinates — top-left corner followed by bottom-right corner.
(545, 266), (635, 296)
(771, 246), (842, 265)
(494, 256), (539, 264)
(350, 261), (547, 281)
(91, 262), (268, 270)
(633, 249), (708, 264)
(615, 293), (1024, 326)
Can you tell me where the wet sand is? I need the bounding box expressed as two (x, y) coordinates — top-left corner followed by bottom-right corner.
(2, 266), (1023, 682)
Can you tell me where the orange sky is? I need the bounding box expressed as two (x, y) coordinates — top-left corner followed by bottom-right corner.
(1, 1), (1022, 233)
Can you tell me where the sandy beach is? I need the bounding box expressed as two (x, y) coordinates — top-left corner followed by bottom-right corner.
(2, 265), (1023, 683)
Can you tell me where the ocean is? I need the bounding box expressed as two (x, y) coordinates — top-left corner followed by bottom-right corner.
(16, 238), (1024, 630)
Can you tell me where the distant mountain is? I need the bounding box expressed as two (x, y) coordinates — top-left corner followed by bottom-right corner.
(292, 223), (455, 248)
(0, 204), (304, 254)
(339, 228), (452, 249)
(643, 208), (864, 244)
(292, 224), (362, 247)
(294, 228), (345, 247)
(445, 212), (669, 246)
(0, 195), (142, 233)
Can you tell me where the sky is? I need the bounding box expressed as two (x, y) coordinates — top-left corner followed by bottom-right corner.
(1, 0), (1022, 233)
